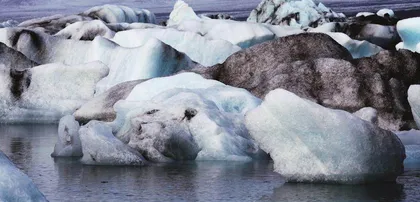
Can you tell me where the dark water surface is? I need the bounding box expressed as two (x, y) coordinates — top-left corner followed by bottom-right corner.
(1, 0), (420, 22)
(0, 124), (420, 201)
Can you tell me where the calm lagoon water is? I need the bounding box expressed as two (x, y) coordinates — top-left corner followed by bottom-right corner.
(0, 124), (419, 201)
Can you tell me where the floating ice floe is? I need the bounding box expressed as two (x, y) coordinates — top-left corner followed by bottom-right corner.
(245, 89), (405, 184)
(0, 28), (192, 94)
(247, 0), (345, 28)
(396, 17), (420, 52)
(0, 151), (47, 201)
(51, 115), (83, 157)
(0, 62), (108, 123)
(79, 121), (147, 165)
(105, 73), (265, 162)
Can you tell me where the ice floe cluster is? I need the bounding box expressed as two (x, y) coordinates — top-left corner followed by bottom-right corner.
(2, 0), (420, 193)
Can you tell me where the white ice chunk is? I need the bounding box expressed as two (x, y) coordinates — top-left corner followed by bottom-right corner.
(408, 85), (420, 128)
(0, 28), (192, 94)
(167, 1), (302, 49)
(51, 115), (83, 157)
(396, 17), (420, 52)
(0, 151), (47, 201)
(79, 121), (146, 165)
(245, 89), (405, 184)
(111, 28), (241, 66)
(377, 9), (395, 18)
(112, 73), (264, 161)
(0, 62), (108, 123)
(356, 12), (375, 17)
(353, 107), (378, 125)
(55, 20), (116, 40)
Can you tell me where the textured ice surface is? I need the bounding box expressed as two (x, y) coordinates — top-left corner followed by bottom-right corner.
(51, 115), (83, 157)
(167, 1), (302, 49)
(79, 121), (146, 165)
(408, 85), (420, 128)
(377, 8), (395, 18)
(55, 20), (115, 40)
(396, 17), (420, 52)
(247, 0), (345, 28)
(111, 28), (241, 66)
(309, 30), (383, 58)
(353, 107), (378, 125)
(0, 62), (108, 123)
(113, 73), (264, 161)
(81, 4), (156, 24)
(245, 89), (405, 184)
(0, 20), (18, 28)
(356, 12), (375, 17)
(0, 151), (47, 202)
(0, 28), (192, 93)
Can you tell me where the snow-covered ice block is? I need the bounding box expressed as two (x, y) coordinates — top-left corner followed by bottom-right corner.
(356, 12), (375, 17)
(51, 115), (83, 157)
(167, 1), (302, 49)
(111, 28), (241, 66)
(0, 62), (108, 123)
(247, 0), (345, 28)
(396, 18), (420, 52)
(112, 73), (264, 161)
(55, 20), (115, 40)
(377, 9), (395, 18)
(79, 121), (146, 165)
(245, 89), (405, 184)
(408, 85), (420, 128)
(82, 4), (156, 24)
(0, 28), (192, 93)
(0, 151), (47, 201)
(353, 107), (378, 125)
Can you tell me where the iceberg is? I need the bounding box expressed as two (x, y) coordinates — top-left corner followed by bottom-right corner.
(111, 28), (241, 66)
(18, 5), (156, 34)
(51, 115), (83, 157)
(167, 1), (303, 49)
(0, 62), (108, 123)
(110, 73), (265, 162)
(245, 89), (405, 184)
(0, 151), (47, 201)
(0, 28), (192, 93)
(79, 121), (147, 165)
(247, 0), (345, 28)
(55, 20), (115, 40)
